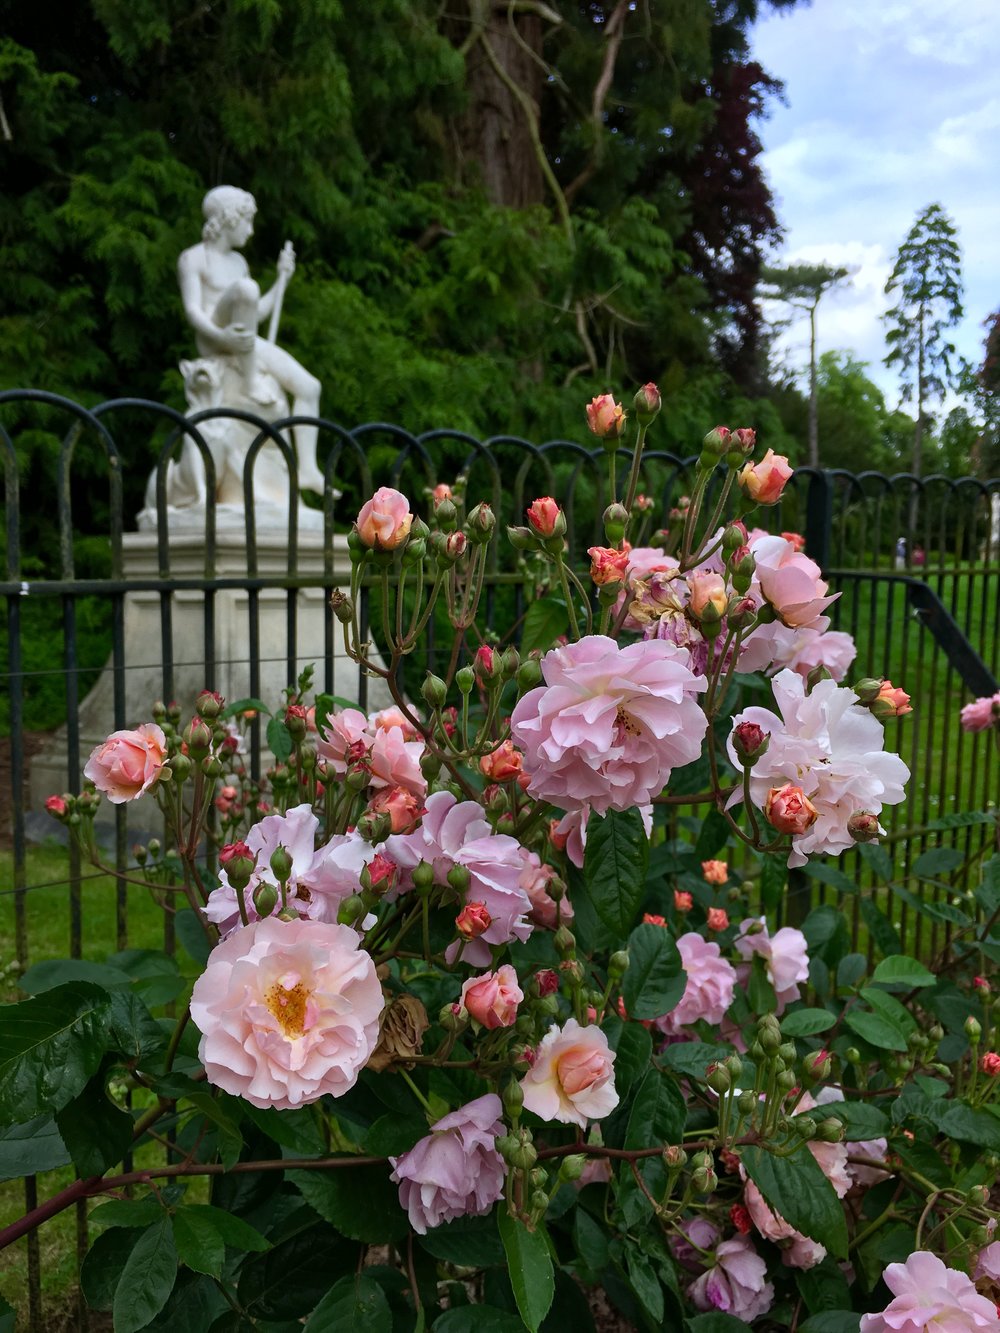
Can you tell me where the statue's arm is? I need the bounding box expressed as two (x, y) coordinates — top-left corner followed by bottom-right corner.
(256, 244), (296, 324)
(178, 252), (223, 347)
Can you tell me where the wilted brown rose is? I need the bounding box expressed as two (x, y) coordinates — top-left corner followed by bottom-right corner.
(367, 993), (430, 1072)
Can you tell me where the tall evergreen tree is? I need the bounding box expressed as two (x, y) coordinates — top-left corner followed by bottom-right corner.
(883, 203), (964, 479)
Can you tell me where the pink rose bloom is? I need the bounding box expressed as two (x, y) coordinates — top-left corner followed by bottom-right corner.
(962, 693), (1000, 733)
(729, 669), (909, 867)
(190, 917), (383, 1110)
(741, 620), (857, 682)
(369, 706), (422, 741)
(735, 918), (809, 1013)
(586, 393), (626, 438)
(519, 851), (573, 929)
(689, 1234), (775, 1322)
(672, 1217), (720, 1272)
(975, 1241), (1000, 1283)
(511, 635), (707, 815)
(751, 535), (839, 629)
(369, 724), (426, 798)
(317, 707), (371, 775)
(655, 933), (737, 1035)
(461, 965), (523, 1029)
(627, 546), (678, 581)
(356, 486), (413, 550)
(386, 791), (532, 966)
(84, 723), (167, 803)
(738, 449), (793, 505)
(520, 1018), (618, 1128)
(860, 1251), (1000, 1332)
(390, 1094), (505, 1234)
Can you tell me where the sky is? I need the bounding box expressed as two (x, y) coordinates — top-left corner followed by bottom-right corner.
(752, 0), (1000, 415)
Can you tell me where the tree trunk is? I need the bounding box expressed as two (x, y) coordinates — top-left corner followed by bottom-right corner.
(808, 301), (819, 468)
(450, 5), (545, 209)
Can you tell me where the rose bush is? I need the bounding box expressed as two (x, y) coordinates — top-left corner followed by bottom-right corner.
(4, 393), (999, 1332)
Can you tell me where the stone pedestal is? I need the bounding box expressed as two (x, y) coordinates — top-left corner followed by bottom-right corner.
(29, 528), (390, 817)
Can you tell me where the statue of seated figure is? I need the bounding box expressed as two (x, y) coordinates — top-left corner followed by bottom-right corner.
(138, 186), (327, 530)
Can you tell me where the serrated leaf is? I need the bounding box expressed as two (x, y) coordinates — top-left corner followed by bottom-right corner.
(627, 1249), (663, 1325)
(584, 809), (649, 941)
(237, 1223), (350, 1320)
(660, 1042), (734, 1080)
(106, 992), (168, 1062)
(433, 1309), (524, 1333)
(781, 1008), (836, 1037)
(266, 714), (293, 761)
(803, 862), (859, 895)
(180, 1204), (268, 1252)
(606, 1018), (653, 1099)
(622, 923), (684, 1020)
(626, 1069), (686, 1149)
(418, 1212), (505, 1267)
(497, 1212), (554, 1333)
(56, 1074), (133, 1176)
(858, 842), (893, 882)
(288, 1162), (408, 1243)
(741, 1145), (848, 1257)
(18, 959), (132, 995)
(172, 1209), (225, 1279)
(913, 847), (964, 878)
(112, 1218), (177, 1333)
(520, 596), (569, 655)
(820, 1101), (889, 1140)
(305, 1273), (391, 1333)
(977, 857), (1000, 915)
(844, 1010), (908, 1051)
(872, 955), (936, 988)
(891, 883), (971, 926)
(81, 1226), (140, 1312)
(90, 1200), (165, 1230)
(0, 1115), (70, 1181)
(859, 897), (901, 957)
(760, 852), (789, 912)
(363, 1114), (428, 1157)
(0, 982), (112, 1125)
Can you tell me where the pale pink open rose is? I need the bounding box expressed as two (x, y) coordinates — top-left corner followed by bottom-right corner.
(84, 723), (167, 803)
(738, 449), (793, 505)
(689, 1234), (775, 1322)
(728, 670), (909, 867)
(751, 535), (838, 629)
(735, 918), (810, 1012)
(860, 1252), (1000, 1331)
(520, 1018), (618, 1128)
(356, 486), (413, 550)
(961, 693), (1000, 733)
(655, 933), (737, 1034)
(317, 707), (370, 774)
(389, 1094), (505, 1234)
(511, 635), (707, 816)
(460, 965), (523, 1029)
(190, 916), (383, 1110)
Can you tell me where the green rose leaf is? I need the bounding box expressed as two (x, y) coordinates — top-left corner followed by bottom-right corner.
(288, 1162), (409, 1243)
(622, 923), (685, 1020)
(626, 1069), (686, 1150)
(497, 1211), (554, 1333)
(112, 1218), (178, 1333)
(741, 1145), (848, 1258)
(0, 1116), (70, 1181)
(0, 981), (112, 1125)
(56, 1072), (133, 1177)
(871, 955), (936, 988)
(304, 1274), (392, 1333)
(781, 1008), (836, 1037)
(520, 596), (569, 655)
(172, 1209), (226, 1280)
(584, 809), (649, 941)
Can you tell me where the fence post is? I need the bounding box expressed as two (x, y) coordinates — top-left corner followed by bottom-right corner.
(804, 469), (833, 568)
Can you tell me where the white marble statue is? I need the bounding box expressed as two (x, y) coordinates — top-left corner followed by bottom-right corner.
(138, 185), (326, 530)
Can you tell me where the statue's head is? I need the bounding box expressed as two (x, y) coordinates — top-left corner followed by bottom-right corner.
(202, 186), (256, 246)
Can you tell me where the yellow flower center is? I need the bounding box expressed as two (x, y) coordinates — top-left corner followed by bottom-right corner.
(265, 972), (312, 1038)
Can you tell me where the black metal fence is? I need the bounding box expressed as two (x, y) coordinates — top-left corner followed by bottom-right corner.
(1, 391), (999, 1323)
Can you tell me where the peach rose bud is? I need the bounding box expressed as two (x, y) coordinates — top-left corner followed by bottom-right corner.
(872, 681), (912, 719)
(526, 497), (565, 540)
(765, 783), (819, 835)
(356, 487), (414, 550)
(586, 394), (627, 440)
(738, 449), (794, 505)
(587, 545), (629, 586)
(702, 859), (729, 885)
(674, 891), (693, 913)
(461, 965), (523, 1030)
(706, 907), (729, 932)
(688, 570), (728, 620)
(456, 902), (492, 940)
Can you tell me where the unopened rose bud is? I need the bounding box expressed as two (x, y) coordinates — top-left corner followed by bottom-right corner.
(455, 665), (475, 694)
(980, 1052), (1000, 1077)
(183, 717), (214, 756)
(732, 721), (769, 765)
(445, 530), (467, 562)
(356, 810), (393, 844)
(526, 497), (566, 541)
(633, 381), (661, 424)
(692, 1166), (717, 1193)
(474, 644), (500, 685)
(871, 681), (912, 719)
(793, 1116), (817, 1139)
(252, 881), (279, 918)
(608, 950), (629, 981)
(559, 1153), (587, 1182)
(219, 840), (256, 890)
(456, 901), (491, 939)
(603, 502), (629, 546)
(722, 520), (749, 553)
(706, 907), (729, 932)
(554, 925), (576, 957)
(420, 673), (448, 711)
(195, 689), (225, 719)
(517, 658), (543, 692)
(738, 450), (793, 505)
(361, 852), (398, 896)
(674, 890), (693, 913)
(586, 394), (627, 441)
(706, 1063), (731, 1094)
(968, 1184), (991, 1207)
(506, 524), (537, 552)
(848, 811), (881, 843)
(853, 678), (883, 705)
(45, 794), (69, 820)
(814, 1118), (846, 1144)
(269, 844), (293, 885)
(966, 1016), (983, 1043)
(446, 864), (472, 896)
(284, 704), (308, 741)
(765, 783), (819, 836)
(503, 1078), (525, 1117)
(737, 1090), (757, 1115)
(434, 497), (458, 532)
(338, 894), (368, 925)
(535, 969), (559, 997)
(702, 426), (732, 460)
(466, 501), (496, 544)
(663, 1145), (687, 1169)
